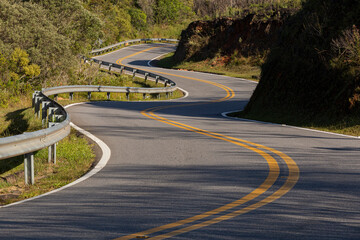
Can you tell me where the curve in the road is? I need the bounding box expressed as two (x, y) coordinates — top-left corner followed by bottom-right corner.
(3, 42), (358, 240)
(112, 45), (300, 239)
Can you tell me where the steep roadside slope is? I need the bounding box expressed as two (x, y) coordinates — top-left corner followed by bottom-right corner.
(173, 12), (290, 63)
(242, 0), (360, 127)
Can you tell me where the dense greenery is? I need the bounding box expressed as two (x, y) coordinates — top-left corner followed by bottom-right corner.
(158, 1), (302, 81)
(243, 0), (360, 124)
(0, 0), (103, 107)
(0, 0), (196, 108)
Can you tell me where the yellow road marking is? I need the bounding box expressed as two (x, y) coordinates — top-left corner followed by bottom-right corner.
(115, 47), (235, 102)
(110, 45), (299, 239)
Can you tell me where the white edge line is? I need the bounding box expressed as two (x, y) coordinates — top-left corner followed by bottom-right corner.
(1, 102), (111, 209)
(146, 51), (193, 99)
(222, 110), (360, 140)
(147, 52), (174, 67)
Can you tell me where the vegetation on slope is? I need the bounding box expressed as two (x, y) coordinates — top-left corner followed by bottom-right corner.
(241, 0), (360, 133)
(0, 0), (102, 107)
(157, 0), (302, 80)
(0, 0), (197, 108)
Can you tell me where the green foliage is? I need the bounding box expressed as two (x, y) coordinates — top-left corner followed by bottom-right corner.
(129, 8), (147, 30)
(0, 47), (40, 107)
(0, 0), (105, 106)
(31, 0), (103, 53)
(153, 0), (194, 24)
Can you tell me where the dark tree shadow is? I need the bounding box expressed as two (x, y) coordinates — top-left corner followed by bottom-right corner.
(2, 108), (30, 136)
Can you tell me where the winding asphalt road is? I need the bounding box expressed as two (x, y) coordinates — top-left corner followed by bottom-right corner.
(0, 43), (359, 239)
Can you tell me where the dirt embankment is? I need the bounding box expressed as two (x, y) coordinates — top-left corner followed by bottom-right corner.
(173, 10), (293, 63)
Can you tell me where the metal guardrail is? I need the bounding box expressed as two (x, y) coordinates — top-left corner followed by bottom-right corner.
(90, 38), (178, 55)
(0, 38), (179, 185)
(0, 91), (70, 184)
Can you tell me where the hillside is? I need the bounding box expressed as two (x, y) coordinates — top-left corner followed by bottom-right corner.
(242, 0), (360, 128)
(0, 0), (196, 108)
(173, 10), (291, 63)
(157, 1), (301, 79)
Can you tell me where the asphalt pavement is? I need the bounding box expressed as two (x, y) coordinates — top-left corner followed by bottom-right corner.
(0, 43), (359, 240)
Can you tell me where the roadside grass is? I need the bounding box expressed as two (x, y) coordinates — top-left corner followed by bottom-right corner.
(56, 89), (183, 105)
(0, 128), (95, 206)
(156, 52), (261, 81)
(58, 68), (184, 104)
(0, 97), (42, 137)
(230, 109), (360, 137)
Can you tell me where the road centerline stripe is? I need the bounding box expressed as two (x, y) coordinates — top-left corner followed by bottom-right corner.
(104, 45), (299, 239)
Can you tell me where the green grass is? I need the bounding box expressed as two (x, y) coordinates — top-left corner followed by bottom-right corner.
(0, 97), (42, 137)
(157, 52), (261, 81)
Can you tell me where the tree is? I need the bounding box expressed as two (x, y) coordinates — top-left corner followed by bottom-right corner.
(154, 0), (193, 24)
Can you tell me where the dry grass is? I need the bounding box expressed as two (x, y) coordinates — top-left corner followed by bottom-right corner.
(157, 52), (261, 81)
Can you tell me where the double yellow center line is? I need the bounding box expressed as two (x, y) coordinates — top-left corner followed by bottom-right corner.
(111, 46), (299, 239)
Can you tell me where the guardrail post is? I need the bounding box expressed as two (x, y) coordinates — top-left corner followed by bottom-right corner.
(32, 91), (39, 108)
(48, 144), (57, 164)
(107, 92), (111, 100)
(109, 64), (112, 72)
(144, 73), (149, 82)
(48, 122), (58, 164)
(24, 153), (34, 185)
(164, 80), (168, 87)
(120, 66), (124, 74)
(126, 92), (130, 100)
(54, 94), (58, 101)
(35, 96), (43, 118)
(88, 92), (91, 100)
(155, 76), (159, 86)
(48, 107), (59, 122)
(166, 92), (169, 99)
(132, 69), (137, 80)
(143, 93), (146, 100)
(41, 101), (51, 127)
(98, 61), (102, 68)
(69, 92), (73, 100)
